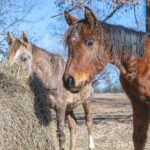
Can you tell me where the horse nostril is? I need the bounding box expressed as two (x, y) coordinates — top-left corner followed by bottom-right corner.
(65, 76), (75, 89)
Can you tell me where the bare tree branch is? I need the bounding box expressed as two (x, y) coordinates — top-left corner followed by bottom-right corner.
(92, 70), (108, 85)
(50, 0), (86, 18)
(103, 2), (124, 22)
(50, 7), (77, 18)
(133, 3), (139, 27)
(0, 48), (7, 60)
(0, 0), (36, 59)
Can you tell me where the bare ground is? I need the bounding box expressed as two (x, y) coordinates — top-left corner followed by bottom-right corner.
(64, 93), (150, 150)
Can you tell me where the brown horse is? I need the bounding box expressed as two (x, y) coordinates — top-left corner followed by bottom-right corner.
(63, 7), (150, 150)
(7, 32), (95, 150)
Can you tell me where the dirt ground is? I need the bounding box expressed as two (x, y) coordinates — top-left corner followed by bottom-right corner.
(64, 93), (150, 150)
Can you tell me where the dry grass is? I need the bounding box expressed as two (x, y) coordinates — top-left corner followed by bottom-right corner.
(0, 61), (58, 150)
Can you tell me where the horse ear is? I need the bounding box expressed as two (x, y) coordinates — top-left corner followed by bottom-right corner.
(64, 11), (78, 26)
(84, 6), (97, 28)
(21, 32), (29, 45)
(7, 32), (15, 45)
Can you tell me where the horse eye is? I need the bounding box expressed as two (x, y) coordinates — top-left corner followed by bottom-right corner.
(86, 40), (94, 48)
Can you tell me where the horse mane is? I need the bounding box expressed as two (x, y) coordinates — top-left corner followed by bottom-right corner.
(100, 22), (146, 59)
(31, 43), (64, 61)
(64, 22), (83, 47)
(64, 19), (146, 59)
(31, 44), (53, 56)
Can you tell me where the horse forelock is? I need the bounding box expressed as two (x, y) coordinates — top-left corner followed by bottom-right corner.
(8, 39), (21, 56)
(64, 21), (86, 47)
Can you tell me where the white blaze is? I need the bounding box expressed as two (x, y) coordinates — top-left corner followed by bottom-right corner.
(14, 50), (21, 60)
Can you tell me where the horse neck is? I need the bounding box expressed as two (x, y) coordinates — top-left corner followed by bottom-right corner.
(99, 23), (145, 74)
(109, 52), (138, 75)
(30, 45), (43, 74)
(31, 46), (65, 80)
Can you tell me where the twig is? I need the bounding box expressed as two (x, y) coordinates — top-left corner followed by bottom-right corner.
(0, 49), (6, 57)
(92, 70), (108, 85)
(50, 7), (76, 18)
(133, 3), (139, 27)
(103, 2), (124, 22)
(50, 0), (87, 18)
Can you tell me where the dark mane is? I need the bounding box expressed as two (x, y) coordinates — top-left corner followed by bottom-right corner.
(100, 22), (146, 59)
(64, 19), (146, 59)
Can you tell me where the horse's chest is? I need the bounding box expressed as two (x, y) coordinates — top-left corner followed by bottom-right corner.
(66, 95), (87, 110)
(47, 87), (90, 110)
(66, 86), (92, 110)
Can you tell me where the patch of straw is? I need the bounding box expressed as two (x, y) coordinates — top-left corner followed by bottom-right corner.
(0, 60), (58, 150)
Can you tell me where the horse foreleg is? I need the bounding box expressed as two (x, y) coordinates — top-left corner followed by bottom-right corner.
(56, 107), (66, 150)
(66, 110), (77, 150)
(83, 100), (95, 150)
(132, 100), (149, 150)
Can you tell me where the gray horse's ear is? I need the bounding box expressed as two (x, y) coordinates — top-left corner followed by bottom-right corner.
(21, 32), (28, 45)
(84, 6), (97, 28)
(7, 32), (15, 45)
(64, 11), (78, 26)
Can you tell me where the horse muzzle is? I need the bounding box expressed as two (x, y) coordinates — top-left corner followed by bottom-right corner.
(63, 75), (84, 93)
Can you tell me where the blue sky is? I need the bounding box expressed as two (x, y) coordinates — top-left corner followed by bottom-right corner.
(0, 0), (146, 91)
(4, 0), (146, 57)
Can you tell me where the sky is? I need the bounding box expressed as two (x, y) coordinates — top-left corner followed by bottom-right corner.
(0, 0), (146, 92)
(5, 0), (146, 57)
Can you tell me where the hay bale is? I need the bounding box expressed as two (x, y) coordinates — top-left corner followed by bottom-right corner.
(0, 61), (58, 150)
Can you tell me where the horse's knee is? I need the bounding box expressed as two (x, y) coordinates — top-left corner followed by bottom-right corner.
(83, 102), (92, 123)
(56, 108), (66, 150)
(68, 122), (76, 132)
(85, 114), (92, 123)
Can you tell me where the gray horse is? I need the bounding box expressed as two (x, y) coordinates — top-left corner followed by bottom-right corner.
(7, 32), (95, 150)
